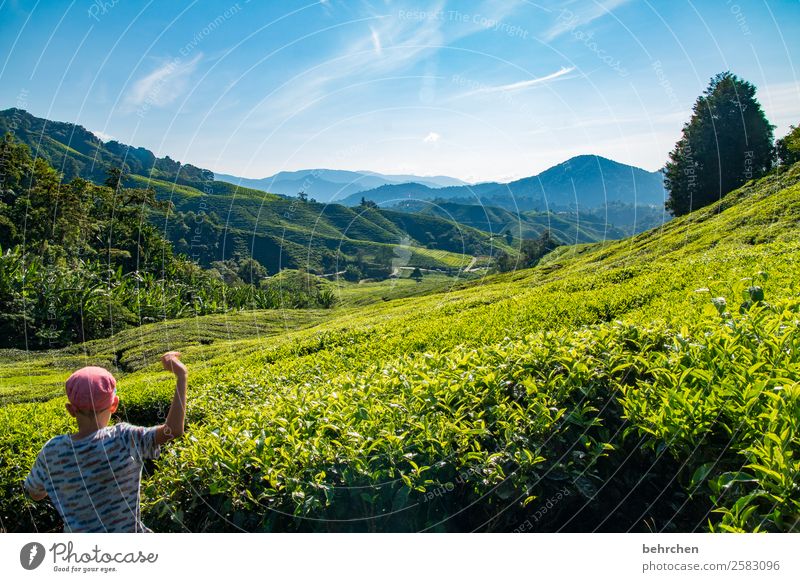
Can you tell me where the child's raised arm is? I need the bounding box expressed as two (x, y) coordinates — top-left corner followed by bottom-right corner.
(155, 351), (188, 446)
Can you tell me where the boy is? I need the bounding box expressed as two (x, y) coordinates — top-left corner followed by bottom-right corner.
(23, 351), (188, 532)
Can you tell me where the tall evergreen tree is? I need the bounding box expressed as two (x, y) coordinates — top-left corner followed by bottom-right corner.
(664, 72), (774, 216)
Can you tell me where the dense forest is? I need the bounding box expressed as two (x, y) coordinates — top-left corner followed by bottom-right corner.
(0, 134), (335, 349)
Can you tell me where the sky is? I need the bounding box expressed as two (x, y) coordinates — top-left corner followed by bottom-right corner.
(0, 0), (798, 183)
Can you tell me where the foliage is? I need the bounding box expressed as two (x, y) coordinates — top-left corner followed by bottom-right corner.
(495, 230), (559, 272)
(343, 265), (361, 282)
(0, 135), (333, 349)
(665, 72), (774, 216)
(776, 124), (800, 167)
(260, 269), (336, 309)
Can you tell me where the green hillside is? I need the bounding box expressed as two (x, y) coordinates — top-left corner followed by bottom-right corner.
(2, 161), (799, 532)
(390, 199), (633, 243)
(155, 183), (502, 273)
(0, 109), (512, 275)
(0, 108), (212, 188)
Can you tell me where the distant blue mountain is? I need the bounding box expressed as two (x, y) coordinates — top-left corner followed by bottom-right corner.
(215, 169), (469, 203)
(341, 155), (666, 211)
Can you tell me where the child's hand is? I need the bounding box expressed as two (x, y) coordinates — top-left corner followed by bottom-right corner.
(161, 351), (187, 376)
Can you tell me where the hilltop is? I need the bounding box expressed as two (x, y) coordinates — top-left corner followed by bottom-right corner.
(0, 107), (212, 188)
(2, 161), (798, 533)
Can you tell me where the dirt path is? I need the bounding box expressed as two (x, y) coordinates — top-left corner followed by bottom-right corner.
(463, 256), (478, 272)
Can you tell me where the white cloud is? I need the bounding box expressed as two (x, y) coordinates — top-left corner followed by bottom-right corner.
(542, 0), (632, 41)
(370, 27), (382, 56)
(423, 131), (441, 143)
(469, 66), (575, 95)
(123, 53), (203, 111)
(92, 130), (114, 142)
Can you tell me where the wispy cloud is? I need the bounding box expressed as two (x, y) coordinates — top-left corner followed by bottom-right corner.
(423, 131), (441, 143)
(542, 0), (632, 41)
(257, 1), (525, 120)
(759, 81), (800, 133)
(123, 53), (202, 111)
(370, 26), (382, 56)
(468, 66), (575, 95)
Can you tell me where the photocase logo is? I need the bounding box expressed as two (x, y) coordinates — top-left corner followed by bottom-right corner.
(20, 542), (46, 570)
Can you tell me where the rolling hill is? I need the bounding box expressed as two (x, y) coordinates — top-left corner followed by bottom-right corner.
(389, 199), (630, 243)
(0, 108), (509, 274)
(0, 108), (665, 274)
(0, 107), (212, 189)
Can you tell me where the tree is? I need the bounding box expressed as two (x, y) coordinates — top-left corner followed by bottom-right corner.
(374, 245), (394, 269)
(776, 124), (800, 167)
(495, 230), (558, 273)
(104, 166), (126, 191)
(410, 267), (423, 281)
(359, 196), (378, 209)
(664, 72), (774, 216)
(343, 264), (361, 282)
(235, 257), (268, 284)
(520, 230), (558, 266)
(297, 190), (308, 202)
(504, 230), (514, 246)
(0, 133), (31, 195)
(494, 251), (515, 273)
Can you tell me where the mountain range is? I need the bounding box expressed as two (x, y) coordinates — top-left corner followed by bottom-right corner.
(0, 107), (670, 273)
(0, 108), (509, 274)
(341, 154), (667, 211)
(215, 169), (468, 203)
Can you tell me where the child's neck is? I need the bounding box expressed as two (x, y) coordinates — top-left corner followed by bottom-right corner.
(72, 417), (107, 440)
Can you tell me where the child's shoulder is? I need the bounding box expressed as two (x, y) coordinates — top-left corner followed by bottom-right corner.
(108, 422), (152, 437)
(37, 433), (72, 454)
(111, 421), (144, 432)
(45, 433), (71, 446)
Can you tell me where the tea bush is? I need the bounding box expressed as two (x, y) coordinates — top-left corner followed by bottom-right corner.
(2, 163), (799, 532)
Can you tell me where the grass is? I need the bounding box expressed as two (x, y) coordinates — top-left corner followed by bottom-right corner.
(1, 164), (799, 532)
(332, 272), (476, 307)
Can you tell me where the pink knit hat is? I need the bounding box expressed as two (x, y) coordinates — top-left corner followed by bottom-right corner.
(65, 366), (117, 411)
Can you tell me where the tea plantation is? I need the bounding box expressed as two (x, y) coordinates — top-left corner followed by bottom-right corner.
(1, 164), (799, 532)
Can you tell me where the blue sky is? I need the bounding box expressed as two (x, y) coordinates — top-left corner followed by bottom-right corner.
(1, 0), (798, 182)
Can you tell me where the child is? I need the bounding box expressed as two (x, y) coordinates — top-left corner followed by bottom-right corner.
(23, 351), (188, 532)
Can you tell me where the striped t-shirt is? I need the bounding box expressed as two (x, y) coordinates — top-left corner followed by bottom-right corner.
(24, 423), (161, 533)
